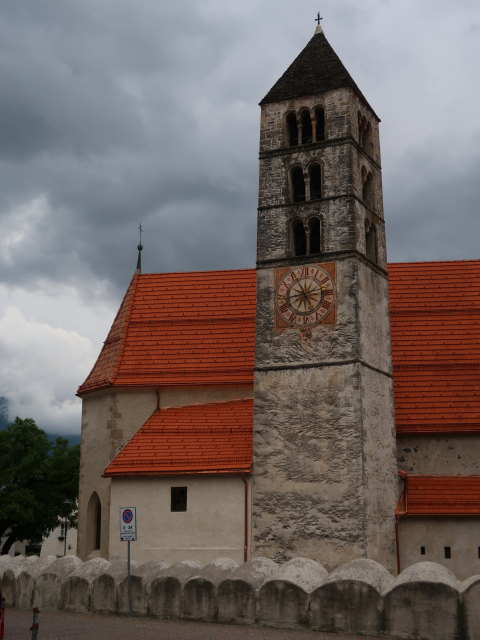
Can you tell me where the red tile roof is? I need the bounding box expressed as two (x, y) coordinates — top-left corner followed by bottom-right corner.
(397, 474), (480, 516)
(103, 399), (253, 476)
(78, 269), (256, 394)
(389, 261), (480, 434)
(79, 260), (480, 435)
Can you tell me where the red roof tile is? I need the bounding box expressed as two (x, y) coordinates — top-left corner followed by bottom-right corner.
(78, 269), (256, 394)
(398, 475), (480, 516)
(103, 399), (253, 476)
(389, 261), (480, 433)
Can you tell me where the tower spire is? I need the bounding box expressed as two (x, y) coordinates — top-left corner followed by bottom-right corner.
(136, 222), (143, 272)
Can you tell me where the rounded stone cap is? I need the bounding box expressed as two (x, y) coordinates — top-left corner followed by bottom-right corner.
(38, 555), (83, 579)
(227, 557), (278, 589)
(386, 561), (460, 594)
(69, 558), (111, 582)
(321, 558), (394, 593)
(270, 557), (328, 592)
(461, 573), (480, 594)
(155, 560), (203, 584)
(189, 557), (239, 586)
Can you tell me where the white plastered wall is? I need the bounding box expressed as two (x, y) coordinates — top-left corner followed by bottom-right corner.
(109, 475), (248, 564)
(399, 517), (480, 580)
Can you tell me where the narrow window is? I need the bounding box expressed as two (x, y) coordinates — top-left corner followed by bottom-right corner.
(478, 546), (480, 559)
(362, 122), (373, 151)
(286, 112), (298, 147)
(444, 546), (451, 559)
(291, 219), (306, 256)
(420, 546), (426, 555)
(362, 169), (373, 208)
(309, 163), (322, 200)
(300, 109), (312, 145)
(365, 220), (377, 263)
(358, 112), (366, 145)
(171, 487), (187, 512)
(308, 217), (321, 254)
(315, 107), (325, 141)
(86, 491), (102, 554)
(290, 166), (306, 203)
(94, 500), (101, 550)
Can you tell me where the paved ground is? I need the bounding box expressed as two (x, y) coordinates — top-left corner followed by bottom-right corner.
(5, 608), (390, 640)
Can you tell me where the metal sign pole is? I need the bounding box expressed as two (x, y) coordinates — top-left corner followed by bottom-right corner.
(120, 506), (136, 617)
(127, 540), (132, 617)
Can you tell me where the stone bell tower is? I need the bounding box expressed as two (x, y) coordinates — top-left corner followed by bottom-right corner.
(251, 24), (398, 572)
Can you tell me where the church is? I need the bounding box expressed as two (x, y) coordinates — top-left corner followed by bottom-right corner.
(76, 24), (480, 580)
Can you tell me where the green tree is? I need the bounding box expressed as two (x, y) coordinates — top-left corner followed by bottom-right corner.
(0, 417), (80, 555)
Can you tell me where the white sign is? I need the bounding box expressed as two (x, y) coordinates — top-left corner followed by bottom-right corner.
(120, 506), (137, 541)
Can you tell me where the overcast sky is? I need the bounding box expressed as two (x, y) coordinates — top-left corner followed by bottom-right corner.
(1, 0), (479, 435)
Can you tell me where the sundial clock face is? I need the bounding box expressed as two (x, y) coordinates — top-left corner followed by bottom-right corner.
(275, 263), (336, 328)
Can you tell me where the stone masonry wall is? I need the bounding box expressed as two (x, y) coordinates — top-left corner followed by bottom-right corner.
(2, 554), (478, 639)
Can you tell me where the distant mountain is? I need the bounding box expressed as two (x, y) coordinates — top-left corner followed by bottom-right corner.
(0, 397), (9, 429)
(48, 433), (81, 447)
(0, 399), (80, 445)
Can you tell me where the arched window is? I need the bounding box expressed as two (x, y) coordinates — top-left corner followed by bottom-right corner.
(308, 217), (321, 254)
(362, 168), (373, 208)
(309, 163), (322, 200)
(365, 220), (377, 263)
(286, 112), (298, 147)
(300, 109), (312, 145)
(86, 491), (102, 554)
(362, 122), (372, 151)
(315, 107), (325, 141)
(291, 219), (306, 256)
(358, 112), (373, 153)
(290, 166), (306, 203)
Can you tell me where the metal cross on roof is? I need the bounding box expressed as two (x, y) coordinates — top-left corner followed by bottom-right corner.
(315, 12), (323, 26)
(138, 222), (143, 245)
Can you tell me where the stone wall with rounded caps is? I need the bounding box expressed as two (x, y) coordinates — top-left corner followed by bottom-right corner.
(0, 554), (477, 639)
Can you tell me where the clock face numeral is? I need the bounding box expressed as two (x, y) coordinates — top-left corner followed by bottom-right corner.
(276, 264), (336, 327)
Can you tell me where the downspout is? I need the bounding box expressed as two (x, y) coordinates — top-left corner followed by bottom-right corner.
(395, 516), (401, 575)
(395, 470), (408, 575)
(242, 474), (249, 562)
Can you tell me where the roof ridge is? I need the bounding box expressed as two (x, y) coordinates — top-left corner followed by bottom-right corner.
(111, 271), (141, 385)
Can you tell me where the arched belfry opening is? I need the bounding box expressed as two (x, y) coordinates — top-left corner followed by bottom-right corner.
(362, 167), (374, 208)
(300, 109), (312, 145)
(291, 219), (307, 256)
(365, 220), (378, 263)
(308, 216), (321, 254)
(86, 491), (102, 555)
(286, 112), (298, 147)
(290, 166), (306, 203)
(309, 163), (322, 200)
(315, 107), (325, 141)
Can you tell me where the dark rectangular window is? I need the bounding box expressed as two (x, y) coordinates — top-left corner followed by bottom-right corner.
(171, 487), (187, 512)
(444, 546), (451, 559)
(478, 546), (480, 559)
(420, 546), (426, 555)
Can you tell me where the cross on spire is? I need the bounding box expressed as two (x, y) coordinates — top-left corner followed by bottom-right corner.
(136, 222), (143, 272)
(315, 11), (323, 26)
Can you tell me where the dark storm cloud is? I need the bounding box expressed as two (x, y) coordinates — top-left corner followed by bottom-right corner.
(0, 0), (263, 300)
(385, 139), (480, 262)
